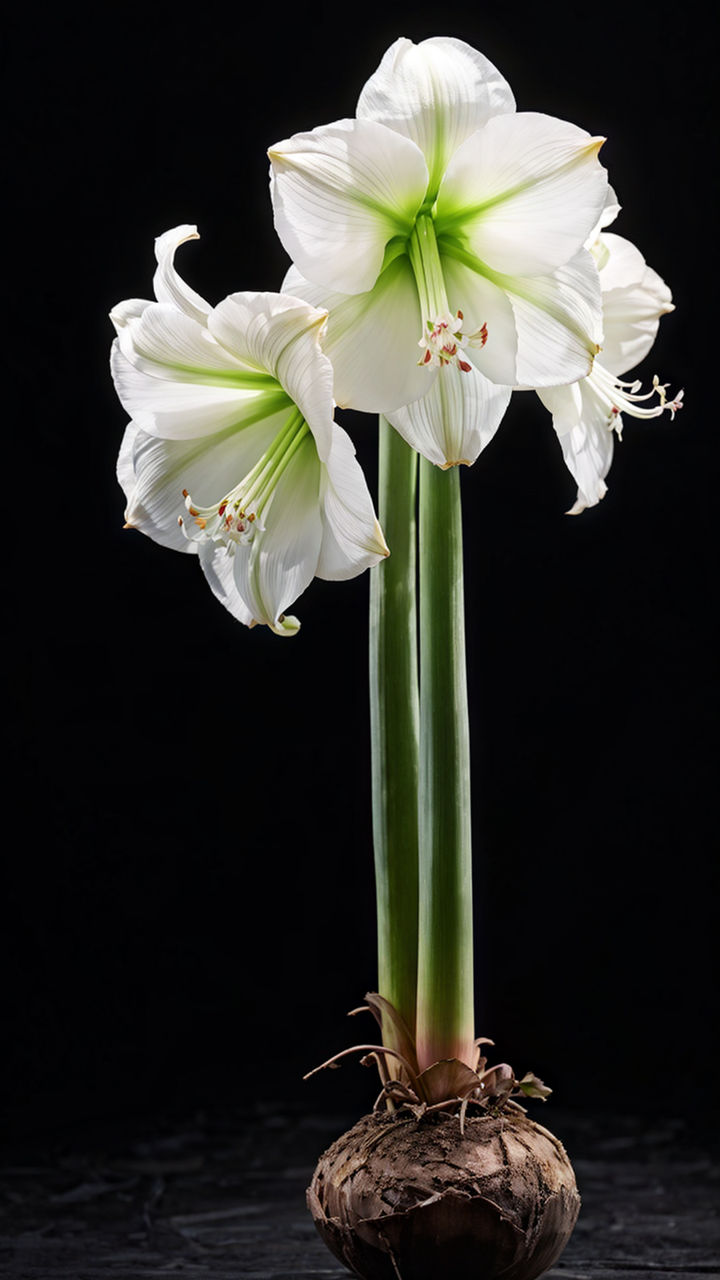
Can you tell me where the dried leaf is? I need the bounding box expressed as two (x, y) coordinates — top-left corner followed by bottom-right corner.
(416, 1059), (481, 1106)
(357, 993), (419, 1075)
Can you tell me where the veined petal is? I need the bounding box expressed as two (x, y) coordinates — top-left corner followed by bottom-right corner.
(386, 361), (512, 469)
(441, 245), (601, 387)
(268, 117), (428, 294)
(283, 256), (433, 413)
(597, 232), (647, 293)
(598, 234), (674, 375)
(110, 340), (289, 440)
(357, 36), (515, 194)
(537, 381), (614, 514)
(114, 301), (259, 379)
(440, 254), (519, 386)
(208, 292), (335, 460)
(317, 423), (389, 580)
(601, 184), (621, 229)
(118, 410), (289, 547)
(443, 243), (599, 384)
(152, 225), (212, 325)
(436, 112), (608, 276)
(117, 422), (191, 552)
(507, 248), (603, 387)
(228, 431), (324, 633)
(110, 297), (153, 329)
(196, 544), (258, 629)
(588, 183), (621, 246)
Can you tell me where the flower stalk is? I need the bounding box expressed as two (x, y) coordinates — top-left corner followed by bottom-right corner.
(371, 430), (475, 1073)
(416, 458), (475, 1071)
(369, 418), (420, 1053)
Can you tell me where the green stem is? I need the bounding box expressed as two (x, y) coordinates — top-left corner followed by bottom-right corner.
(416, 458), (475, 1071)
(369, 418), (420, 1052)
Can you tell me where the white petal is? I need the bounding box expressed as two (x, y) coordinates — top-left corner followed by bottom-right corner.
(229, 432), (324, 633)
(537, 380), (614, 514)
(600, 184), (621, 229)
(598, 234), (674, 376)
(117, 422), (195, 551)
(595, 184), (621, 238)
(116, 422), (187, 551)
(385, 362), (511, 468)
(597, 232), (648, 293)
(508, 249), (603, 387)
(440, 254), (519, 384)
(110, 297), (152, 331)
(357, 36), (515, 193)
(152, 225), (212, 325)
(115, 302), (253, 379)
(283, 256), (433, 413)
(442, 246), (602, 387)
(111, 340), (287, 441)
(436, 112), (608, 276)
(269, 117), (428, 294)
(317, 423), (388, 580)
(118, 410), (289, 547)
(208, 292), (335, 459)
(197, 544), (258, 628)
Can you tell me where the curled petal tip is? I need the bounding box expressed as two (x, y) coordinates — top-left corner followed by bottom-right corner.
(439, 457), (472, 470)
(374, 520), (390, 558)
(309, 307), (330, 335)
(270, 613), (301, 636)
(155, 225), (199, 248)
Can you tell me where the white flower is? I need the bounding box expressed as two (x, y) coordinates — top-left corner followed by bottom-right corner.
(537, 221), (682, 514)
(268, 35), (609, 468)
(111, 226), (388, 634)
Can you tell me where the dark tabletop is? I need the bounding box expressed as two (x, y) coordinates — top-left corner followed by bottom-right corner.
(1, 1103), (717, 1279)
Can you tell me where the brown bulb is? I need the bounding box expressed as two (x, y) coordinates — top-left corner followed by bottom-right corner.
(308, 1109), (580, 1280)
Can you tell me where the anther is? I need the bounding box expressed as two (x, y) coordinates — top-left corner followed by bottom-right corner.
(418, 311), (487, 372)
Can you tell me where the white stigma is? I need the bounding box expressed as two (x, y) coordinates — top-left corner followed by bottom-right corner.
(417, 310), (487, 372)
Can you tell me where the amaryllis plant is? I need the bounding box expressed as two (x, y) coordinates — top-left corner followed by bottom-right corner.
(110, 33), (681, 1280)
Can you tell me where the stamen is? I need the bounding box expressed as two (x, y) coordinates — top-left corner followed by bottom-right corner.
(177, 409), (310, 555)
(179, 486), (262, 554)
(590, 362), (684, 431)
(418, 311), (487, 373)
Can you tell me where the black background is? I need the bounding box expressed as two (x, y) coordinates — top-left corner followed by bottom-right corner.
(4, 1), (716, 1144)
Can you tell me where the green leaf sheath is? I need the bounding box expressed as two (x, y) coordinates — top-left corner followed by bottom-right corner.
(416, 458), (475, 1071)
(369, 419), (420, 1052)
